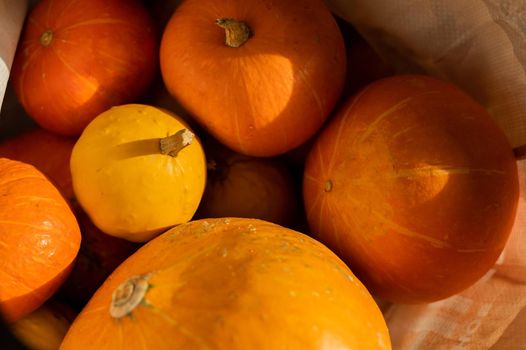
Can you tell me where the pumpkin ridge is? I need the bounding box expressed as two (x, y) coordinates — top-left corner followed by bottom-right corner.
(54, 0), (80, 28)
(356, 90), (441, 146)
(27, 16), (46, 34)
(59, 38), (134, 67)
(295, 62), (325, 123)
(59, 18), (136, 33)
(146, 307), (211, 349)
(44, 0), (55, 28)
(50, 45), (99, 93)
(327, 84), (372, 172)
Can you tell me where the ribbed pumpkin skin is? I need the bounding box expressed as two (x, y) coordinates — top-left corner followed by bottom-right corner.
(60, 218), (391, 350)
(0, 159), (81, 322)
(11, 0), (157, 136)
(160, 0), (346, 156)
(0, 128), (76, 200)
(303, 75), (520, 303)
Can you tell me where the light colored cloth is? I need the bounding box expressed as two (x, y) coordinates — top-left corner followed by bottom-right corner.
(325, 0), (526, 348)
(0, 0), (27, 112)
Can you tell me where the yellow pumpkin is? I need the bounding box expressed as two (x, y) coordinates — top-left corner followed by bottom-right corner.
(60, 218), (391, 349)
(10, 301), (75, 350)
(70, 104), (206, 242)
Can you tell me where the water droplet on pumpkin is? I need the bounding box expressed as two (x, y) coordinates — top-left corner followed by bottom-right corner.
(221, 247), (228, 258)
(223, 218), (231, 224)
(247, 224), (256, 233)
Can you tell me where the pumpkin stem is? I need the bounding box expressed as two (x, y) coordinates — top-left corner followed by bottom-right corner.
(110, 274), (151, 319)
(324, 180), (333, 192)
(159, 129), (194, 157)
(40, 30), (53, 47)
(216, 18), (252, 48)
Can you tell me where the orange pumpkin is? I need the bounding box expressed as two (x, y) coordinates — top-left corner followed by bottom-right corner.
(303, 75), (520, 303)
(11, 0), (157, 136)
(196, 142), (298, 226)
(0, 127), (140, 310)
(160, 0), (346, 156)
(0, 128), (76, 200)
(61, 218), (391, 349)
(0, 158), (81, 322)
(10, 301), (76, 350)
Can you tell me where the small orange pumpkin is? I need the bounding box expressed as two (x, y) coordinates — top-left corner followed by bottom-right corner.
(61, 218), (391, 349)
(160, 0), (346, 156)
(196, 142), (298, 226)
(11, 0), (158, 135)
(0, 158), (81, 322)
(303, 75), (520, 303)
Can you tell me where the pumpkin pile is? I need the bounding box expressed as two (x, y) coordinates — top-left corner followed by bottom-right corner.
(0, 0), (519, 348)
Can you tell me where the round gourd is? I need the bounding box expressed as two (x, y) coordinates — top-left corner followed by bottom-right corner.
(196, 142), (298, 226)
(160, 0), (346, 156)
(303, 75), (520, 303)
(11, 0), (157, 136)
(0, 128), (76, 200)
(0, 158), (81, 322)
(10, 301), (75, 350)
(60, 218), (391, 349)
(70, 104), (206, 242)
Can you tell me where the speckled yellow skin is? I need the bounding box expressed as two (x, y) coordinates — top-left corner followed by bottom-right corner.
(60, 218), (391, 350)
(70, 104), (206, 242)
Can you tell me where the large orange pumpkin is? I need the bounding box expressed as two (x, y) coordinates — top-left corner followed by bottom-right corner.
(0, 128), (76, 200)
(61, 218), (391, 349)
(0, 158), (81, 322)
(196, 142), (298, 226)
(11, 0), (157, 136)
(160, 0), (346, 156)
(303, 75), (520, 303)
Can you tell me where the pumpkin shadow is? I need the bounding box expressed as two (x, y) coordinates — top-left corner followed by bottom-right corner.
(109, 138), (162, 161)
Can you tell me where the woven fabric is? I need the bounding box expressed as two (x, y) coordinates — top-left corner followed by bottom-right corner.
(326, 0), (526, 152)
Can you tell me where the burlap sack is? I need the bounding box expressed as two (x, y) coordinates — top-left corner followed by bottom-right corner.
(325, 0), (526, 348)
